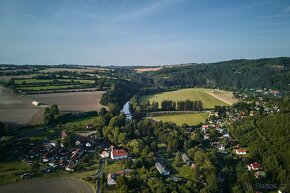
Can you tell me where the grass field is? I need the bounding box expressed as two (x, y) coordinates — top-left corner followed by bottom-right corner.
(16, 85), (77, 91)
(140, 88), (236, 109)
(104, 161), (126, 174)
(0, 161), (29, 185)
(14, 78), (95, 84)
(152, 112), (209, 126)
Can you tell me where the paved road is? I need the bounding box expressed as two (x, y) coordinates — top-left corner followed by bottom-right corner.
(96, 158), (105, 193)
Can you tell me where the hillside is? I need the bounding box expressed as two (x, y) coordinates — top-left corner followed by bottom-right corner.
(149, 57), (290, 91)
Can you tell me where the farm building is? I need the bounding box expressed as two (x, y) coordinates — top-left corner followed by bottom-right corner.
(155, 162), (170, 175)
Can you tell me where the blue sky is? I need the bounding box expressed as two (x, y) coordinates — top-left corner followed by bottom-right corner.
(0, 0), (290, 65)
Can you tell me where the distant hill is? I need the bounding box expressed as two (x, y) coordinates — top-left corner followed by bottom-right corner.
(150, 57), (290, 91)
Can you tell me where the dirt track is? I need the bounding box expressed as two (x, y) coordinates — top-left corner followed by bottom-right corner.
(0, 177), (94, 193)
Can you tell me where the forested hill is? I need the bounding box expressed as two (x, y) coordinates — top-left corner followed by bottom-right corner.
(150, 57), (290, 90)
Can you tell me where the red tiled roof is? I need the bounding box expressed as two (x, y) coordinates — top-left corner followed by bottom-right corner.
(236, 148), (247, 153)
(112, 149), (128, 157)
(251, 162), (261, 169)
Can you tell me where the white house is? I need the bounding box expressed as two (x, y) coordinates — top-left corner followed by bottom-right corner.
(101, 150), (110, 158)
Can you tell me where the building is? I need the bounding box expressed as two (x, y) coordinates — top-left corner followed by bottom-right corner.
(101, 150), (110, 158)
(155, 162), (170, 175)
(247, 162), (261, 171)
(181, 153), (193, 165)
(255, 171), (266, 179)
(235, 148), (247, 155)
(32, 101), (39, 106)
(111, 149), (128, 160)
(61, 131), (69, 140)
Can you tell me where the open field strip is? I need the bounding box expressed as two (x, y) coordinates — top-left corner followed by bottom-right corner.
(27, 91), (106, 112)
(140, 88), (235, 109)
(14, 78), (95, 84)
(151, 112), (209, 126)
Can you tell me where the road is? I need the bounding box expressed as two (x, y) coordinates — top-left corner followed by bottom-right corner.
(96, 158), (105, 193)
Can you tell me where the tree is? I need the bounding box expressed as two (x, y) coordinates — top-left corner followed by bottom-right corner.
(31, 162), (40, 174)
(174, 151), (182, 167)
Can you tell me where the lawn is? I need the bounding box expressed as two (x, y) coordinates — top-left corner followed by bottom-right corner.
(104, 161), (126, 174)
(139, 88), (231, 109)
(152, 112), (209, 126)
(64, 116), (98, 128)
(0, 161), (29, 185)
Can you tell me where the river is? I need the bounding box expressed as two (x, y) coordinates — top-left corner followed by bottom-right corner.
(121, 101), (132, 120)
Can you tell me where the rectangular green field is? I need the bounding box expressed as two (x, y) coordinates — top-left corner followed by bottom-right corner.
(139, 88), (231, 109)
(152, 112), (209, 126)
(14, 78), (95, 85)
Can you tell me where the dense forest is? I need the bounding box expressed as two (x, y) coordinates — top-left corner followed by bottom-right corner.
(229, 111), (290, 192)
(147, 57), (290, 90)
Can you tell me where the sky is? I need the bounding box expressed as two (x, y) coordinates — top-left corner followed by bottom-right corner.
(0, 0), (290, 66)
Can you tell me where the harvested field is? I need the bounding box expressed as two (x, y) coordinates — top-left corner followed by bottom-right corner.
(135, 67), (162, 72)
(27, 91), (107, 112)
(0, 177), (94, 193)
(0, 74), (36, 81)
(0, 86), (43, 125)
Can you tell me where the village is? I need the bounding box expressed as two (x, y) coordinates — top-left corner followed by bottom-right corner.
(18, 89), (283, 193)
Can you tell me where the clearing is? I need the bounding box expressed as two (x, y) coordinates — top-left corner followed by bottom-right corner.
(26, 91), (107, 112)
(140, 88), (237, 109)
(0, 177), (94, 193)
(151, 112), (209, 126)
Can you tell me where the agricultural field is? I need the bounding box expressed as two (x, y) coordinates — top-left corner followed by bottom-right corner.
(134, 67), (162, 72)
(26, 91), (106, 112)
(151, 112), (209, 126)
(140, 88), (237, 109)
(14, 78), (95, 84)
(40, 67), (107, 73)
(0, 177), (94, 193)
(0, 86), (44, 126)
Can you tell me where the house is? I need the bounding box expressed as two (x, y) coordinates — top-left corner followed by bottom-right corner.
(101, 150), (110, 158)
(61, 131), (69, 140)
(65, 164), (74, 172)
(107, 169), (133, 186)
(247, 162), (261, 171)
(255, 171), (266, 179)
(155, 162), (170, 175)
(201, 125), (209, 133)
(111, 148), (128, 160)
(181, 153), (192, 165)
(191, 163), (196, 170)
(203, 134), (209, 140)
(107, 173), (116, 185)
(49, 160), (57, 167)
(235, 148), (247, 155)
(42, 150), (57, 162)
(217, 144), (225, 151)
(28, 144), (45, 158)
